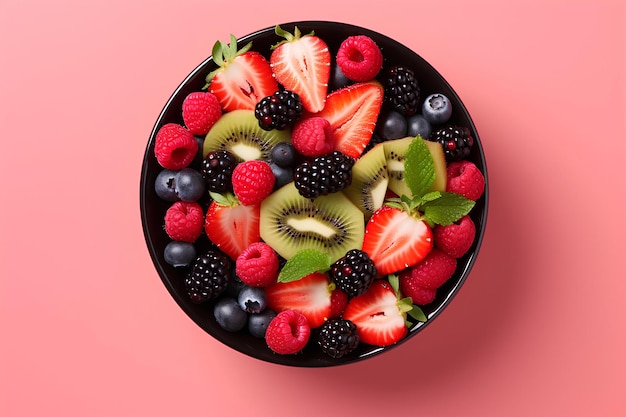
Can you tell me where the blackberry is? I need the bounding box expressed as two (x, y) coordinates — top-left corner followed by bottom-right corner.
(184, 250), (232, 304)
(330, 249), (377, 297)
(201, 150), (236, 193)
(254, 89), (303, 131)
(317, 319), (359, 358)
(381, 66), (420, 116)
(293, 151), (355, 199)
(430, 125), (475, 161)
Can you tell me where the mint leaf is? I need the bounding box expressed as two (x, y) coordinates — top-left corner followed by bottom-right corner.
(404, 137), (435, 199)
(408, 305), (427, 322)
(421, 192), (475, 226)
(277, 249), (332, 283)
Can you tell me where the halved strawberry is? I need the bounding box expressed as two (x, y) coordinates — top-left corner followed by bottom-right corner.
(265, 272), (333, 328)
(206, 35), (278, 112)
(306, 81), (383, 159)
(270, 25), (331, 113)
(204, 193), (261, 260)
(343, 279), (412, 347)
(361, 205), (433, 276)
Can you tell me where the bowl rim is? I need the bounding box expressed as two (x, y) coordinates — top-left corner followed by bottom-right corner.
(140, 20), (489, 367)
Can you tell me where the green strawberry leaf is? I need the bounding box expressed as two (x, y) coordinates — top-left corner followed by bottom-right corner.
(277, 249), (332, 283)
(407, 305), (428, 322)
(404, 136), (435, 199)
(209, 191), (238, 207)
(421, 192), (475, 226)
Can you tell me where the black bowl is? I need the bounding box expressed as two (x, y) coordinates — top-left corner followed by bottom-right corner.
(140, 21), (488, 367)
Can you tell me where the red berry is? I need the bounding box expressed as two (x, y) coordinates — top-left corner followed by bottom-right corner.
(446, 160), (485, 201)
(235, 242), (279, 287)
(154, 123), (198, 170)
(231, 160), (276, 206)
(182, 92), (222, 135)
(164, 201), (204, 242)
(291, 117), (335, 157)
(398, 274), (437, 306)
(265, 309), (311, 355)
(401, 248), (457, 290)
(329, 288), (349, 318)
(434, 215), (476, 258)
(336, 35), (383, 82)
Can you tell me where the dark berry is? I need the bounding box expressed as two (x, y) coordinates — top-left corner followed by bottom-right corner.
(254, 89), (303, 131)
(154, 169), (179, 202)
(237, 286), (268, 313)
(422, 93), (452, 124)
(270, 142), (297, 167)
(184, 251), (232, 303)
(201, 150), (236, 193)
(163, 241), (197, 267)
(406, 114), (432, 138)
(381, 66), (420, 116)
(329, 65), (352, 91)
(270, 163), (294, 190)
(317, 319), (359, 358)
(248, 309), (277, 338)
(213, 297), (248, 332)
(293, 151), (355, 199)
(330, 249), (377, 297)
(377, 108), (408, 140)
(429, 125), (475, 161)
(174, 168), (205, 202)
(226, 273), (247, 298)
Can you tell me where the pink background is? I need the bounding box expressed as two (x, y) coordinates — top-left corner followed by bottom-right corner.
(1, 0), (624, 415)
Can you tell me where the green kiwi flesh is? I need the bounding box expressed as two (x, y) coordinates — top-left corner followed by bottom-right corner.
(203, 109), (291, 161)
(260, 183), (365, 264)
(384, 136), (447, 199)
(343, 143), (389, 219)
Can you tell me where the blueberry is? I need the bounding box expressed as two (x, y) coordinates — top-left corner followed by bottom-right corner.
(329, 65), (352, 91)
(238, 286), (268, 313)
(192, 136), (205, 167)
(270, 163), (294, 190)
(248, 309), (277, 338)
(377, 109), (407, 140)
(271, 142), (297, 167)
(154, 169), (179, 201)
(174, 168), (205, 201)
(422, 93), (452, 124)
(163, 241), (197, 267)
(226, 274), (247, 298)
(213, 297), (248, 332)
(406, 114), (432, 138)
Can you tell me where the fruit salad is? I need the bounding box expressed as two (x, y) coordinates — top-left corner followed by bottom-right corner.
(147, 24), (486, 360)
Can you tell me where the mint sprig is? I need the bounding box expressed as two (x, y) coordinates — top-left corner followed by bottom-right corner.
(404, 135), (435, 198)
(277, 249), (332, 283)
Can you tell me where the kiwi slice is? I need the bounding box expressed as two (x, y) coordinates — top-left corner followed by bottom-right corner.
(203, 109), (291, 161)
(260, 183), (364, 264)
(343, 143), (389, 219)
(384, 136), (447, 198)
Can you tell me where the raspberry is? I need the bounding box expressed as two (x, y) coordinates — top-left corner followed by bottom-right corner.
(182, 92), (222, 135)
(291, 117), (336, 157)
(265, 309), (311, 355)
(401, 248), (457, 290)
(231, 160), (276, 206)
(398, 273), (437, 305)
(235, 242), (279, 287)
(446, 160), (485, 201)
(164, 201), (204, 242)
(434, 215), (476, 258)
(336, 35), (383, 82)
(329, 288), (348, 318)
(154, 123), (198, 170)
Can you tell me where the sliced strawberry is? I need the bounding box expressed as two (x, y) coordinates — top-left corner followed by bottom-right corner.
(361, 205), (434, 276)
(206, 35), (278, 112)
(306, 81), (383, 159)
(343, 280), (411, 347)
(204, 193), (261, 260)
(265, 272), (333, 328)
(270, 25), (331, 113)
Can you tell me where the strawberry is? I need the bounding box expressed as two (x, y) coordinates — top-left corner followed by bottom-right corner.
(204, 193), (261, 260)
(265, 272), (333, 328)
(269, 25), (331, 113)
(306, 81), (383, 159)
(343, 279), (412, 347)
(361, 205), (433, 276)
(206, 35), (278, 112)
